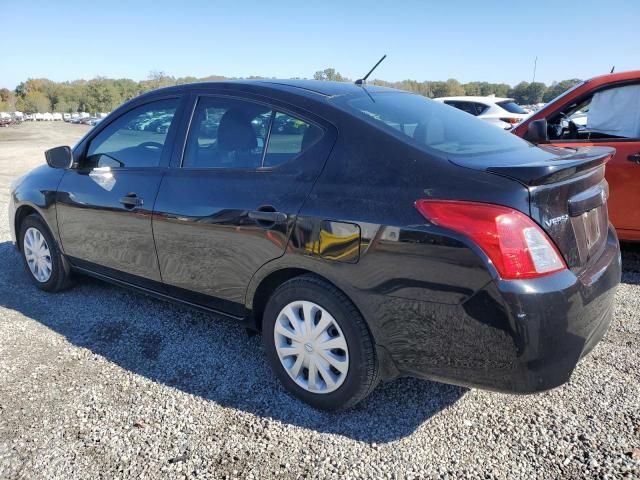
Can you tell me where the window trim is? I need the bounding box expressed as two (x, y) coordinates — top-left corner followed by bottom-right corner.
(178, 93), (325, 172)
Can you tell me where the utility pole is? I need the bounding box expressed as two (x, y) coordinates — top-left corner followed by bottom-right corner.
(532, 56), (538, 83)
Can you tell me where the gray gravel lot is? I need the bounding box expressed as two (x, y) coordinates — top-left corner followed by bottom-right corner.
(0, 122), (638, 479)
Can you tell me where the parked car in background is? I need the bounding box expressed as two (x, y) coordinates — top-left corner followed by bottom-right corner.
(434, 95), (529, 129)
(9, 80), (620, 410)
(513, 70), (640, 242)
(0, 112), (13, 127)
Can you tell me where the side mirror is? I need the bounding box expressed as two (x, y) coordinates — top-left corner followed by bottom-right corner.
(44, 146), (73, 169)
(523, 119), (549, 144)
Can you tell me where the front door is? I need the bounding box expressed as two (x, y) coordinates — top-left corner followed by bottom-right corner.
(541, 82), (640, 240)
(57, 97), (181, 283)
(152, 94), (336, 315)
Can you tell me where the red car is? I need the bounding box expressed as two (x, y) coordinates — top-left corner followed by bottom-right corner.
(513, 70), (640, 242)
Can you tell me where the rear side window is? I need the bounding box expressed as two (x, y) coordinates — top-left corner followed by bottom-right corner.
(497, 101), (527, 114)
(264, 112), (323, 167)
(444, 101), (488, 116)
(86, 98), (178, 168)
(474, 102), (489, 115)
(337, 92), (530, 156)
(183, 97), (323, 169)
(449, 101), (478, 116)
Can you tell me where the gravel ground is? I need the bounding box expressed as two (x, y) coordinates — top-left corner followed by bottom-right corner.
(0, 122), (638, 479)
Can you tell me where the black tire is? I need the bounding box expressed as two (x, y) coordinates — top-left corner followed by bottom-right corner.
(18, 214), (72, 292)
(262, 274), (380, 411)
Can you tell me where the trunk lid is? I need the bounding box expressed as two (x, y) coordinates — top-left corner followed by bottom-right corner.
(450, 145), (615, 273)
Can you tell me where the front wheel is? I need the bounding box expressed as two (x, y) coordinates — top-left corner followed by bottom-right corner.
(262, 275), (379, 411)
(19, 214), (72, 292)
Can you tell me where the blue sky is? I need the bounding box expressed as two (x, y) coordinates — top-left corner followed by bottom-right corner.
(2, 0), (639, 89)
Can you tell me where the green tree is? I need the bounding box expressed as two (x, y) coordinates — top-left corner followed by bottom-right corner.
(543, 79), (582, 103)
(313, 68), (348, 82)
(509, 82), (530, 104)
(23, 91), (51, 113)
(526, 82), (547, 104)
(0, 88), (16, 111)
(85, 78), (121, 112)
(463, 82), (482, 96)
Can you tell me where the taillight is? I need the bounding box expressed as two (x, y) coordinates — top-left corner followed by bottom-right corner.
(415, 200), (566, 280)
(500, 117), (521, 125)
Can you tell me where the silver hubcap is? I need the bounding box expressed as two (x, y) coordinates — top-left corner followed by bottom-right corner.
(23, 227), (52, 283)
(274, 300), (349, 394)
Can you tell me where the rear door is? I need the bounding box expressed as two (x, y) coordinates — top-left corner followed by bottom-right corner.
(152, 93), (336, 315)
(57, 97), (183, 284)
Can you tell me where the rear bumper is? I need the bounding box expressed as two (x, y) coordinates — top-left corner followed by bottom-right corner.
(381, 224), (621, 393)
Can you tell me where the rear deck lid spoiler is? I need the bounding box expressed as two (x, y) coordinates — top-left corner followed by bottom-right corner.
(449, 145), (615, 186)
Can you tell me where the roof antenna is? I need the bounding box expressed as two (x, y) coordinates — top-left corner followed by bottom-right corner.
(355, 55), (387, 85)
(610, 65), (615, 73)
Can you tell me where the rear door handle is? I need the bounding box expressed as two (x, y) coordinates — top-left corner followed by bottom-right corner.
(628, 153), (640, 164)
(119, 193), (143, 208)
(248, 210), (287, 223)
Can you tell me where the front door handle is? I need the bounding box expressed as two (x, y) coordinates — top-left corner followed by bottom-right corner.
(119, 193), (143, 208)
(248, 210), (287, 223)
(628, 153), (640, 164)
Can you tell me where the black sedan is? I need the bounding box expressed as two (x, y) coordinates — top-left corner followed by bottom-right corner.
(8, 80), (621, 410)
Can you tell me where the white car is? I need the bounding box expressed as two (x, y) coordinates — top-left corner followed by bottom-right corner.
(434, 95), (530, 129)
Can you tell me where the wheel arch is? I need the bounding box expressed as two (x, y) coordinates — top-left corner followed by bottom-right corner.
(13, 204), (41, 251)
(246, 262), (372, 338)
(247, 260), (400, 382)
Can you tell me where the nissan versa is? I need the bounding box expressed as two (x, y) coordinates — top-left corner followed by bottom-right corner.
(8, 80), (621, 410)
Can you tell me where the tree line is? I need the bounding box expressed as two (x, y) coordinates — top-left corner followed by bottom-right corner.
(0, 69), (581, 114)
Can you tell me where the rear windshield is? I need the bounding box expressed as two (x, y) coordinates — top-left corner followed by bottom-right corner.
(496, 100), (527, 114)
(335, 92), (531, 156)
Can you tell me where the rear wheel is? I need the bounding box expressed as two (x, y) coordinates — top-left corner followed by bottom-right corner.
(19, 214), (72, 292)
(262, 275), (379, 410)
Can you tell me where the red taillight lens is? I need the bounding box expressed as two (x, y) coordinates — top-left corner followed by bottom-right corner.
(500, 117), (521, 125)
(415, 200), (566, 280)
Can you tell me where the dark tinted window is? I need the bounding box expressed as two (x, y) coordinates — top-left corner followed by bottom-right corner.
(453, 101), (478, 116)
(337, 92), (530, 156)
(183, 97), (323, 169)
(183, 97), (271, 168)
(264, 112), (323, 167)
(444, 101), (487, 116)
(86, 99), (178, 168)
(474, 102), (489, 115)
(497, 101), (527, 114)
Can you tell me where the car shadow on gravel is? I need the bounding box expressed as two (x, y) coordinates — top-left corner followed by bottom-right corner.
(0, 241), (465, 443)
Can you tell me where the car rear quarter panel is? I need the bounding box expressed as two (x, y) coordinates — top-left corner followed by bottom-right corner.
(248, 120), (532, 374)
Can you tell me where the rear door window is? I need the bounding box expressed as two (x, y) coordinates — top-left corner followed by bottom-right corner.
(183, 97), (271, 169)
(183, 97), (323, 169)
(264, 112), (323, 167)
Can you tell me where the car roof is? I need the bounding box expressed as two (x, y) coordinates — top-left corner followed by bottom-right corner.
(435, 96), (514, 103)
(583, 69), (640, 87)
(154, 79), (398, 99)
